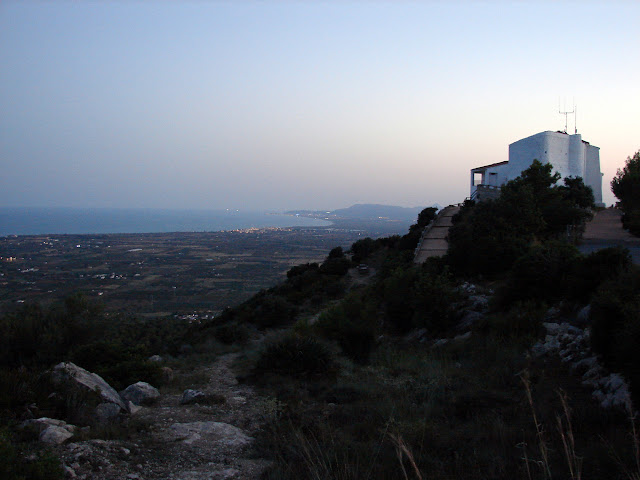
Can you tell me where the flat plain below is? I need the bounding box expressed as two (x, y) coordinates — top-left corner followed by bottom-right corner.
(0, 227), (372, 317)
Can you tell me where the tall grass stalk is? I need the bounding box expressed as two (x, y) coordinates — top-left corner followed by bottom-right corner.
(603, 398), (640, 480)
(556, 389), (582, 480)
(521, 371), (553, 479)
(388, 432), (423, 480)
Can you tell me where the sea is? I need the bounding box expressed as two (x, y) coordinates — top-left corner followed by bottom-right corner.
(0, 207), (330, 236)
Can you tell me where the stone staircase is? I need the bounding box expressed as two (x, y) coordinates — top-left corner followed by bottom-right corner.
(414, 205), (460, 263)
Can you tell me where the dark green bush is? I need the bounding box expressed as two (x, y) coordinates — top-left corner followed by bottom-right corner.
(255, 334), (336, 378)
(350, 237), (376, 264)
(70, 342), (163, 390)
(622, 210), (640, 237)
(380, 268), (418, 332)
(411, 268), (459, 333)
(590, 269), (640, 404)
(319, 256), (352, 276)
(249, 294), (297, 329)
(0, 428), (63, 480)
(447, 162), (594, 277)
(475, 301), (547, 343)
(286, 262), (319, 279)
(214, 322), (250, 345)
(568, 246), (631, 301)
(316, 292), (378, 364)
(502, 242), (581, 304)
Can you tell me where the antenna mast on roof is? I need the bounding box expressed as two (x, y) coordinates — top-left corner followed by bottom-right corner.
(558, 97), (576, 134)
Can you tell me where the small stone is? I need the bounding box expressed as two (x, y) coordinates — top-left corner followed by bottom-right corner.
(181, 389), (207, 405)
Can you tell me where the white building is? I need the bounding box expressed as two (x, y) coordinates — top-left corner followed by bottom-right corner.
(470, 131), (604, 206)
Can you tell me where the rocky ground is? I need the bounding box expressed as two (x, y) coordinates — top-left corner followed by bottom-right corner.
(53, 353), (271, 480)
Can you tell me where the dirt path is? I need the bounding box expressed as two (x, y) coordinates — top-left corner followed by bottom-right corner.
(578, 208), (640, 263)
(59, 352), (271, 480)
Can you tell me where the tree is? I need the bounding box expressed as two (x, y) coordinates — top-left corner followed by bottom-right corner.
(447, 160), (595, 276)
(611, 151), (640, 236)
(559, 176), (595, 209)
(611, 151), (640, 212)
(397, 207), (438, 251)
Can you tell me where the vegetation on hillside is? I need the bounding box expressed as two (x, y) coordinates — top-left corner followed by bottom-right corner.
(2, 158), (639, 478)
(212, 161), (639, 479)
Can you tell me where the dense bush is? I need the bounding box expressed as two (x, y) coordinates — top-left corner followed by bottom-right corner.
(254, 334), (336, 378)
(316, 292), (378, 364)
(501, 242), (581, 304)
(568, 246), (632, 301)
(0, 428), (63, 480)
(379, 267), (419, 332)
(247, 293), (297, 329)
(319, 257), (352, 276)
(411, 266), (460, 333)
(394, 207), (438, 251)
(612, 150), (640, 235)
(447, 161), (594, 276)
(475, 301), (547, 342)
(377, 263), (459, 334)
(350, 237), (377, 264)
(70, 342), (164, 390)
(214, 322), (250, 345)
(589, 269), (640, 404)
(286, 262), (319, 279)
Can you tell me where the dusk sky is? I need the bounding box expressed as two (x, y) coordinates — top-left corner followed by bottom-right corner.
(1, 1), (638, 211)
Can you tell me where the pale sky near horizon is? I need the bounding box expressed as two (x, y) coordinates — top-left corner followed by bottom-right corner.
(1, 1), (638, 211)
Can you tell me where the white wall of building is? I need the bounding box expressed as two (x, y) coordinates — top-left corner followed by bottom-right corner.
(469, 131), (604, 205)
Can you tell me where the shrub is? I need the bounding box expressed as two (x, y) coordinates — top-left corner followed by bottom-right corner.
(567, 246), (631, 301)
(70, 342), (164, 390)
(214, 322), (250, 345)
(286, 262), (319, 279)
(380, 268), (418, 332)
(319, 257), (352, 276)
(350, 237), (376, 264)
(476, 301), (547, 343)
(0, 428), (63, 480)
(316, 292), (378, 363)
(249, 294), (297, 329)
(255, 334), (336, 378)
(502, 242), (581, 304)
(589, 270), (640, 404)
(411, 267), (460, 334)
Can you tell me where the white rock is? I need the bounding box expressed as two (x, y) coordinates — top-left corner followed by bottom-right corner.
(543, 322), (561, 334)
(453, 331), (471, 341)
(604, 373), (625, 392)
(120, 382), (160, 406)
(181, 389), (207, 405)
(50, 362), (126, 412)
(40, 425), (74, 444)
(168, 421), (252, 448)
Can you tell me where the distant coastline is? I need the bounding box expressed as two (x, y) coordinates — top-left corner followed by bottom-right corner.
(0, 207), (331, 236)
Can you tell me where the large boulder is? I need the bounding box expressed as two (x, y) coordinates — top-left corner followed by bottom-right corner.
(48, 362), (128, 422)
(120, 382), (160, 406)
